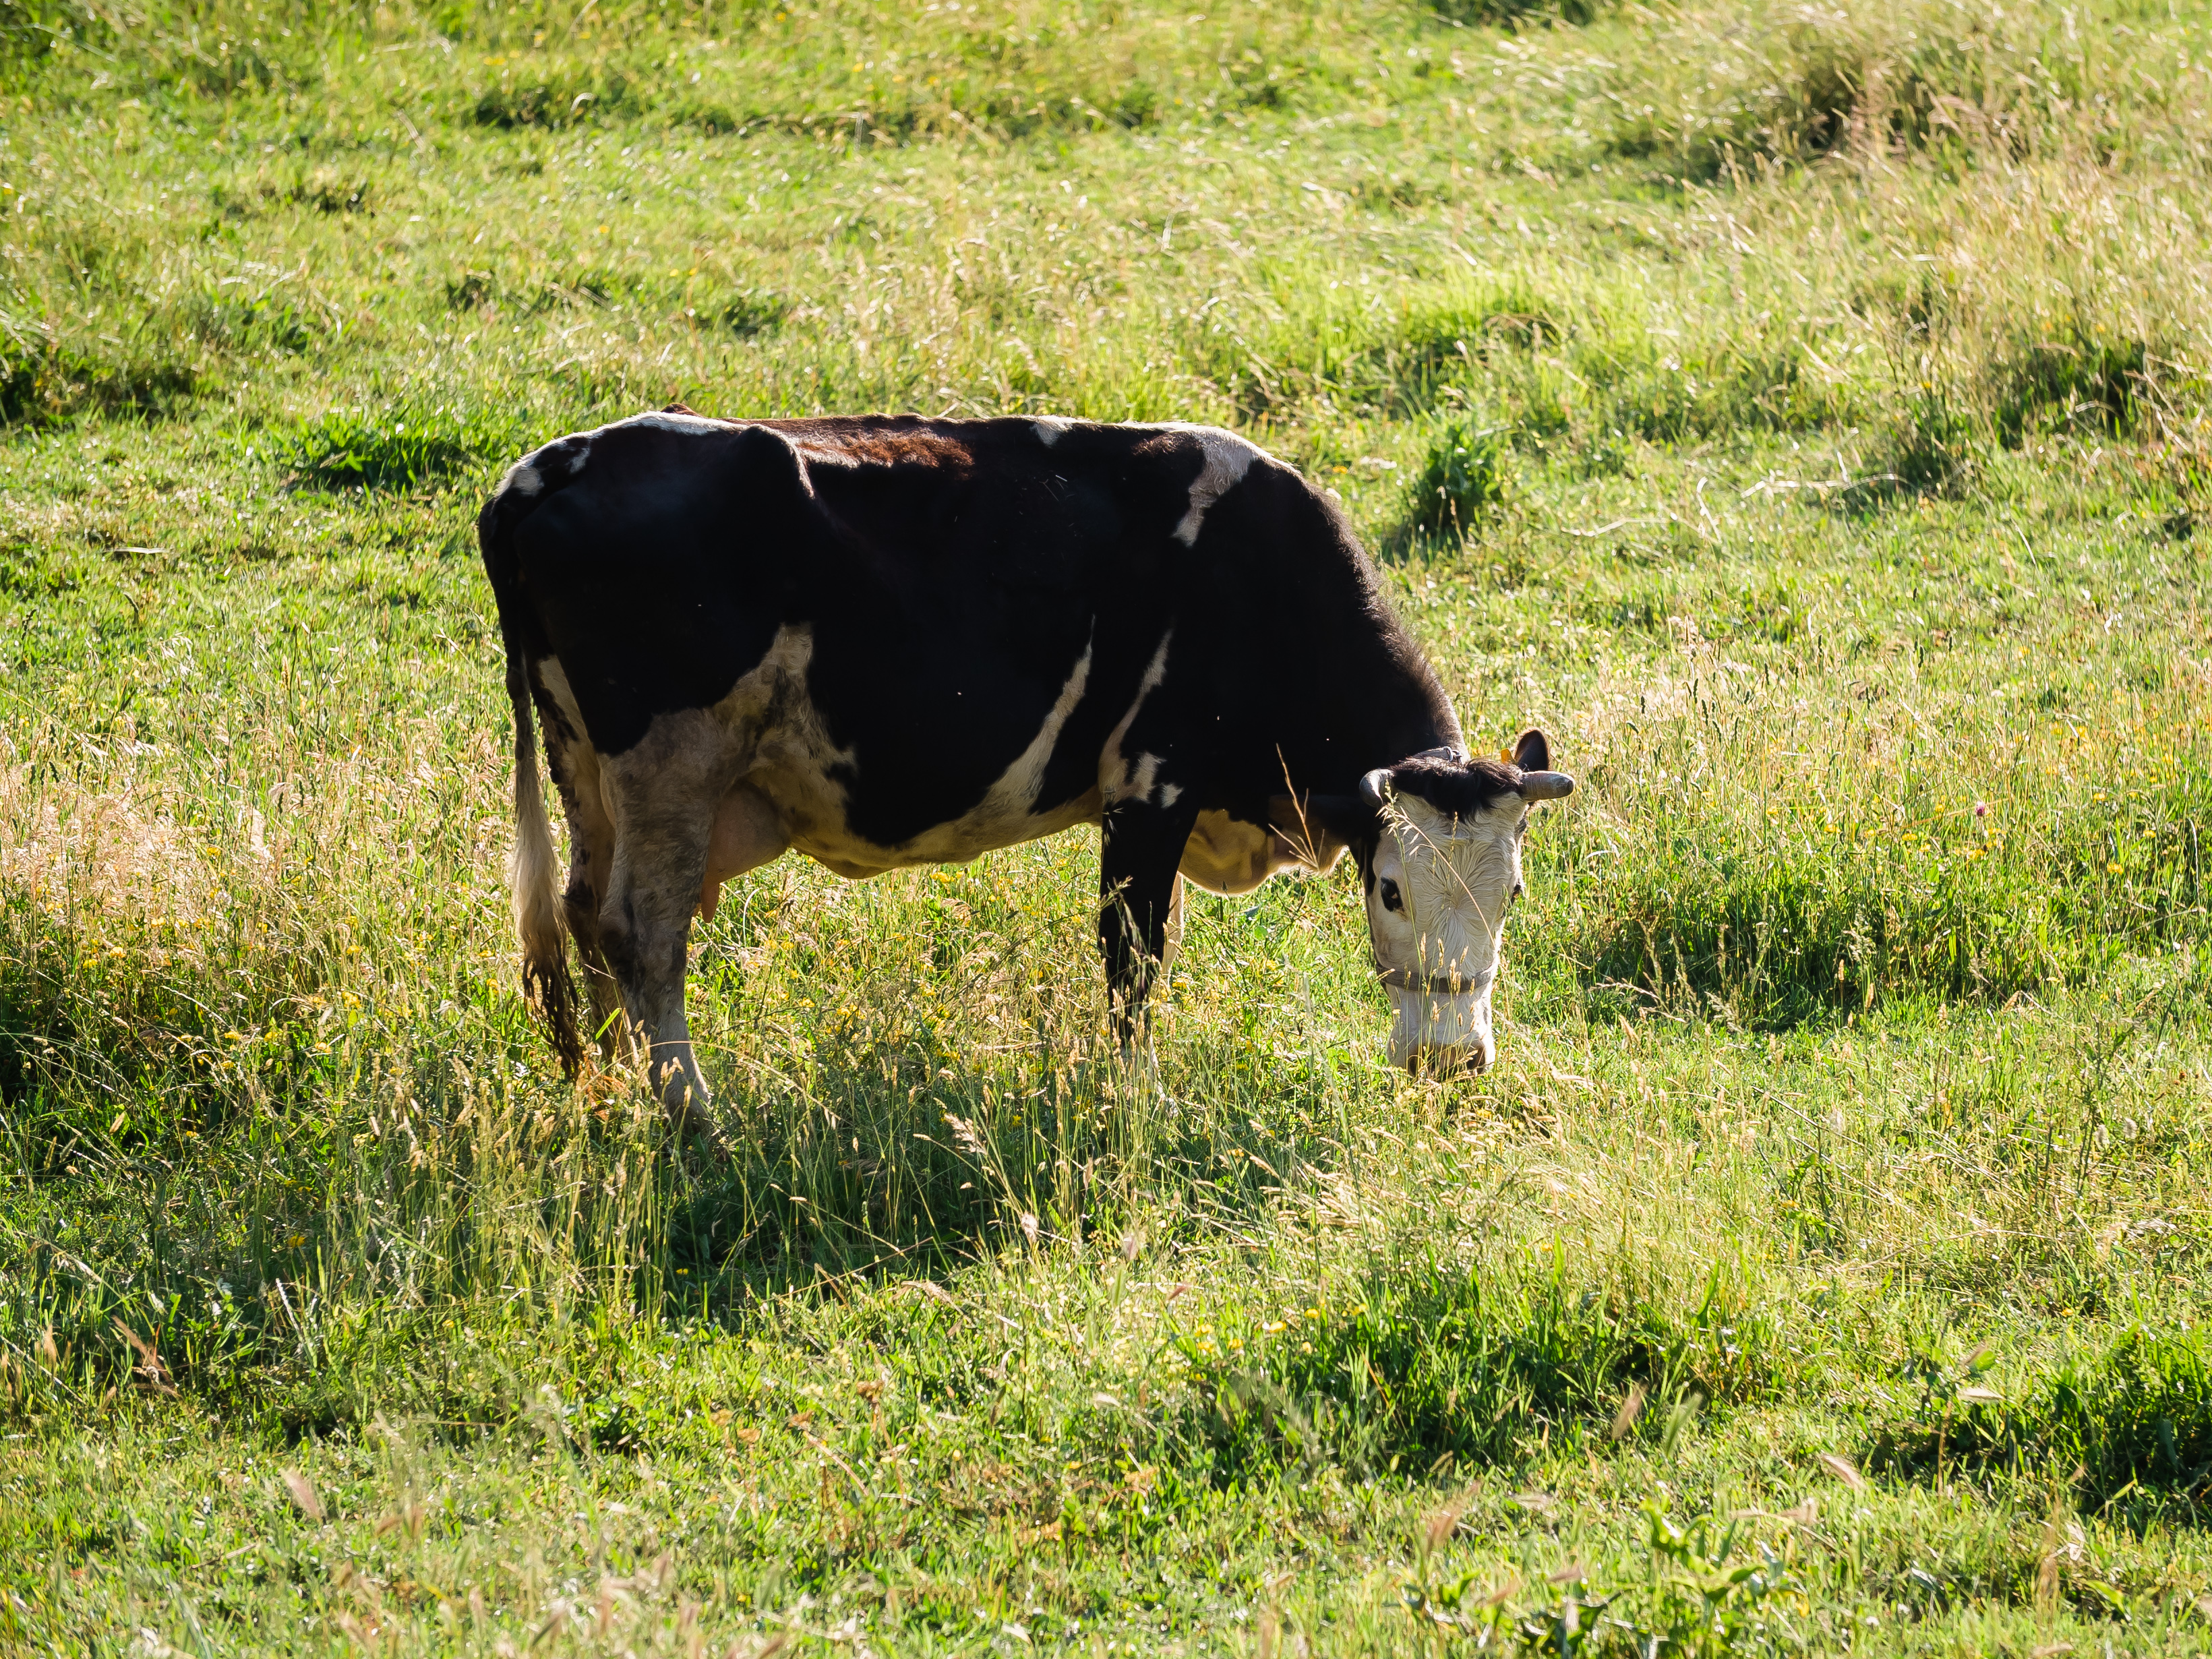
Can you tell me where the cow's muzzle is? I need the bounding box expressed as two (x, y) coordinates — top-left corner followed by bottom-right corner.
(1381, 966), (1495, 1079)
(1408, 1039), (1491, 1078)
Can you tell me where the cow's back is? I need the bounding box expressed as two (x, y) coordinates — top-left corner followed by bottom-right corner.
(481, 411), (1435, 867)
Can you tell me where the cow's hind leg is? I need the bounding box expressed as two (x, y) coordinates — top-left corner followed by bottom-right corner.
(566, 874), (624, 1061)
(599, 727), (733, 1139)
(547, 741), (622, 1062)
(1099, 795), (1202, 1046)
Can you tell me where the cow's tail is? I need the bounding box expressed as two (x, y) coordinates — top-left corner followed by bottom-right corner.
(480, 485), (582, 1075)
(504, 633), (581, 1073)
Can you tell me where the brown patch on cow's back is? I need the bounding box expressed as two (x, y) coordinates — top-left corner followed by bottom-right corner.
(763, 415), (976, 477)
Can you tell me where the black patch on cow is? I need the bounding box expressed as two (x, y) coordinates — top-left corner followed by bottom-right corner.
(504, 423), (822, 756)
(1389, 753), (1524, 820)
(481, 413), (1464, 855)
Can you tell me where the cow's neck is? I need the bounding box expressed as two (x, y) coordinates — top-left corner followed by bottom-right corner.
(1272, 591), (1460, 795)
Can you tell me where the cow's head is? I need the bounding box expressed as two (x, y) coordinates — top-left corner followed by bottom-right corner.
(1278, 729), (1573, 1076)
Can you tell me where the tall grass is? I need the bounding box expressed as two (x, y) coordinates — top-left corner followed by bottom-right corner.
(3, 494), (2204, 1418)
(2, 0), (2211, 1648)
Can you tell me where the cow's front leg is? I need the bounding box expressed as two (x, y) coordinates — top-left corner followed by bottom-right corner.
(1099, 795), (1201, 1045)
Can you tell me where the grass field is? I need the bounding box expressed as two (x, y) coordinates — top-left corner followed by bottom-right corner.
(4, 0), (2212, 1650)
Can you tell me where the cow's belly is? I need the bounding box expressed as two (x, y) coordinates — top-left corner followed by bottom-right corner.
(773, 770), (1104, 878)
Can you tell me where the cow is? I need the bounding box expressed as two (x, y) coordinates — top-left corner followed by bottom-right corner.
(478, 411), (1574, 1134)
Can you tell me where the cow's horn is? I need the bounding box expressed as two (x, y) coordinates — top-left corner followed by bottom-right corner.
(1518, 771), (1576, 801)
(1358, 767), (1392, 809)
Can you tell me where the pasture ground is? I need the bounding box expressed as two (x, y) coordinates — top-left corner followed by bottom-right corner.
(3, 0), (2211, 1652)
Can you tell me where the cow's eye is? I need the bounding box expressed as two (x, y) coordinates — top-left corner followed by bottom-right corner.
(1379, 877), (1404, 913)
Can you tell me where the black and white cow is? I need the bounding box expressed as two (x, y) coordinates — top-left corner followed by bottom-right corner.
(479, 411), (1573, 1131)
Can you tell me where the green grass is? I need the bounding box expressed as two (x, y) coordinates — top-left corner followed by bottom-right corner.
(3, 0), (2212, 1651)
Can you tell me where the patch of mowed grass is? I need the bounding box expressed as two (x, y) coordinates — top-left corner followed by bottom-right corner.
(2, 0), (2212, 1650)
(274, 400), (522, 490)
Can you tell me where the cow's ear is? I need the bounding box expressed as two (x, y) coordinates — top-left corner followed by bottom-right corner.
(1512, 728), (1553, 773)
(1268, 792), (1373, 864)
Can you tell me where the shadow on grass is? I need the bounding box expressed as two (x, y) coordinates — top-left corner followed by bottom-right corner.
(663, 1028), (1328, 1292)
(0, 1021), (1328, 1433)
(1869, 1328), (2212, 1517)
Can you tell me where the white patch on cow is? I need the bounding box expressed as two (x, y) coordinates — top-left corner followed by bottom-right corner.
(1366, 791), (1526, 1074)
(788, 442), (858, 472)
(1033, 416), (1075, 447)
(620, 411), (729, 436)
(1169, 427), (1258, 546)
(534, 656), (597, 783)
(984, 642), (1094, 820)
(707, 626), (857, 847)
(534, 657), (620, 857)
(535, 654), (583, 729)
(501, 433), (592, 502)
(1100, 632), (1172, 805)
(1125, 753), (1165, 802)
(713, 627), (1101, 878)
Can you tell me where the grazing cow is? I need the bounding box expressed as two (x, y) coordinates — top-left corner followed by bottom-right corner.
(479, 411), (1573, 1131)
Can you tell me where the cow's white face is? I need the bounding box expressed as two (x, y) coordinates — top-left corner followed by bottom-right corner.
(1266, 732), (1570, 1076)
(1364, 790), (1527, 1075)
(1329, 733), (1573, 1076)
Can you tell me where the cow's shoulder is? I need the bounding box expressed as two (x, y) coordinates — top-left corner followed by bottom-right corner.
(1014, 417), (1280, 546)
